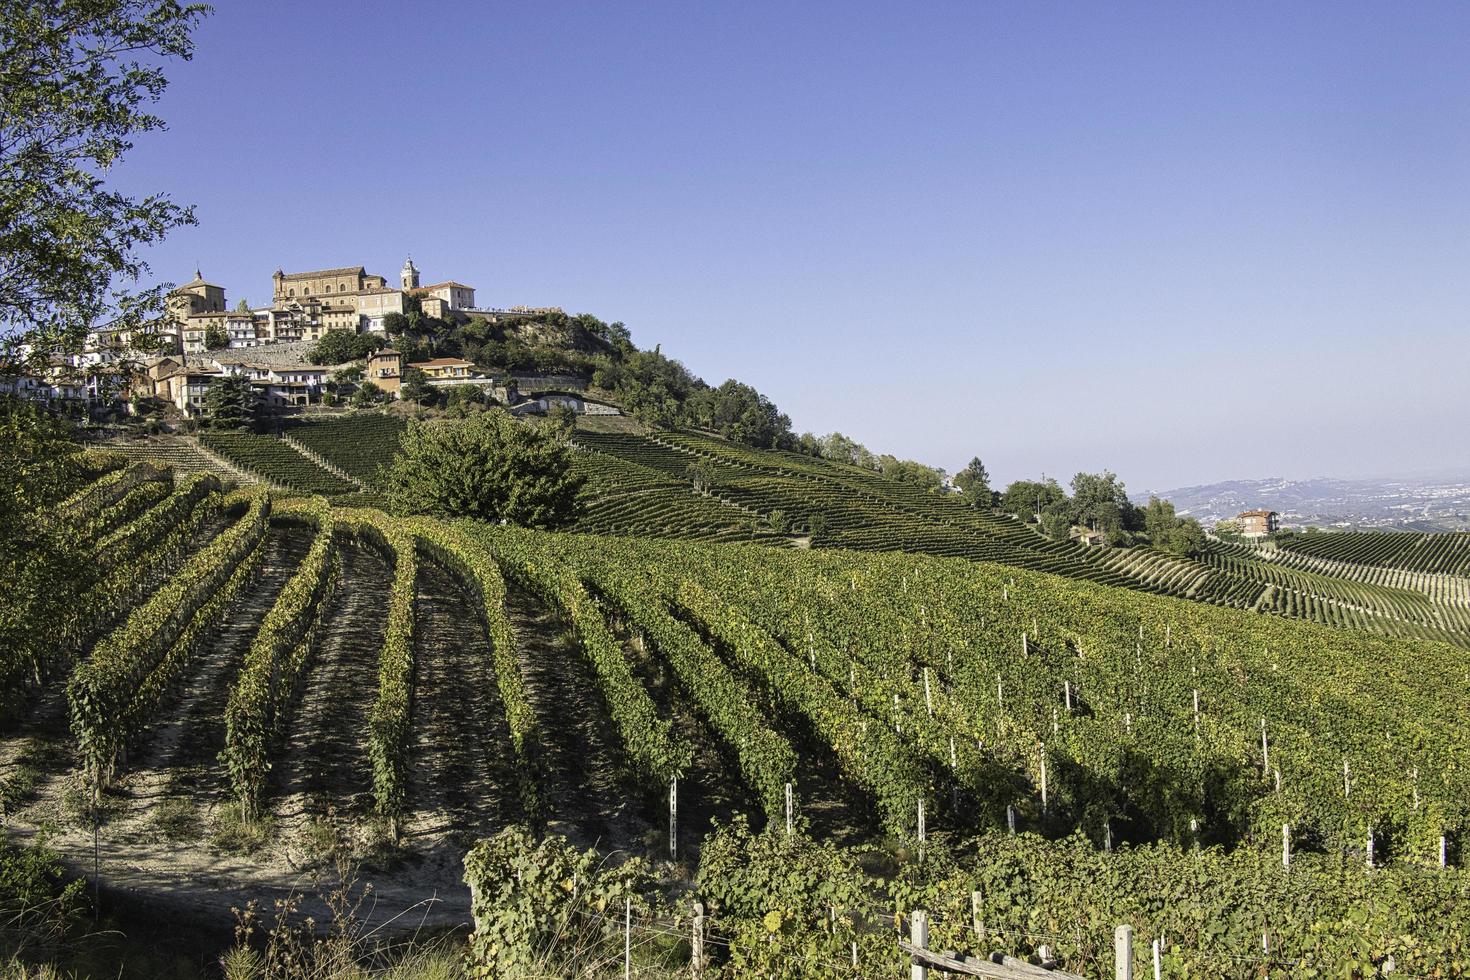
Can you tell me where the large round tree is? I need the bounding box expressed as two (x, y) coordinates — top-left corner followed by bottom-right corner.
(382, 411), (584, 529)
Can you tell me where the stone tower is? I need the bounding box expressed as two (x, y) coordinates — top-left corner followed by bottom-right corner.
(401, 257), (420, 290)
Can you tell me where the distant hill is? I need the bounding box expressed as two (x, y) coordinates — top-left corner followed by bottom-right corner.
(1142, 475), (1470, 531)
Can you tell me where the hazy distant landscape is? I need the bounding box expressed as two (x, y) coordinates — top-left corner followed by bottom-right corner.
(1149, 474), (1470, 531)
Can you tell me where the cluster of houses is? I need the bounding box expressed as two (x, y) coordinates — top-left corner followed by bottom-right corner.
(133, 343), (486, 415)
(2, 259), (614, 418)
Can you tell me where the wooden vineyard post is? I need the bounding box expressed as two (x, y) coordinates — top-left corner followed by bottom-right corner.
(1412, 767), (1420, 810)
(669, 777), (678, 860)
(624, 897), (632, 980)
(917, 799), (927, 862)
(924, 668), (933, 717)
(1007, 804), (1016, 834)
(971, 889), (984, 940)
(1105, 819), (1113, 853)
(1040, 744), (1049, 814)
(949, 737), (957, 769)
(1065, 680), (1073, 712)
(1260, 718), (1269, 772)
(1192, 689), (1200, 738)
(997, 674), (1004, 708)
(1441, 835), (1449, 869)
(1282, 823), (1291, 870)
(1115, 924), (1134, 980)
(1022, 633), (1029, 657)
(785, 782), (793, 835)
(1344, 758), (1351, 798)
(1152, 939), (1162, 980)
(910, 911), (929, 980)
(1366, 828), (1375, 870)
(691, 901), (705, 973)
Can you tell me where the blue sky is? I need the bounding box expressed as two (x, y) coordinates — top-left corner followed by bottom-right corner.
(119, 1), (1470, 491)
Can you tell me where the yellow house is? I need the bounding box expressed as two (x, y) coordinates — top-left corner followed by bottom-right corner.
(415, 357), (475, 380)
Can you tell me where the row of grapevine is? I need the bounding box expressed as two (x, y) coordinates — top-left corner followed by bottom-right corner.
(68, 487), (271, 786)
(669, 575), (930, 832)
(222, 498), (341, 817)
(569, 548), (798, 822)
(407, 519), (540, 813)
(332, 510), (417, 834)
(470, 527), (690, 787)
(51, 456), (154, 518)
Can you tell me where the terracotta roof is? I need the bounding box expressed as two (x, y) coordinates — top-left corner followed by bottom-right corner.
(1237, 509), (1278, 518)
(372, 348), (401, 357)
(417, 357), (474, 368)
(171, 277), (222, 292)
(275, 266), (366, 281)
(413, 281), (475, 292)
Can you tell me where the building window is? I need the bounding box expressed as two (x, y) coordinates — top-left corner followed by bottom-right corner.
(288, 289), (295, 297)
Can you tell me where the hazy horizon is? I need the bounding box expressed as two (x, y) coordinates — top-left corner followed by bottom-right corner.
(118, 1), (1470, 490)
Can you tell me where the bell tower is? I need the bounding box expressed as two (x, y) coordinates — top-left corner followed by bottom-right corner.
(400, 257), (420, 290)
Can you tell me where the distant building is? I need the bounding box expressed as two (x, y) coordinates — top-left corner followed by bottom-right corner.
(366, 348), (402, 396)
(1237, 509), (1279, 538)
(1069, 525), (1106, 547)
(415, 356), (475, 381)
(272, 265), (387, 303)
(412, 281), (476, 313)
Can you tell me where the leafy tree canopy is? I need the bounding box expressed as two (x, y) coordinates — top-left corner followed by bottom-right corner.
(999, 478), (1066, 521)
(203, 374), (258, 430)
(399, 366), (433, 403)
(685, 379), (792, 449)
(308, 328), (383, 365)
(953, 456), (991, 507)
(382, 411), (584, 528)
(0, 0), (208, 372)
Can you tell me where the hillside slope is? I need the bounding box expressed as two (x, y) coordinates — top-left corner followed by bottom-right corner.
(114, 410), (1470, 649)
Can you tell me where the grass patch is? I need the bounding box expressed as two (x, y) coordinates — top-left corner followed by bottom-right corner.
(211, 802), (273, 856)
(58, 778), (123, 831)
(150, 797), (202, 842)
(0, 764), (39, 817)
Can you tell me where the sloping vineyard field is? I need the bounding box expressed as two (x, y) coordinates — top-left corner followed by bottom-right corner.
(198, 431), (358, 495)
(5, 461), (1469, 975)
(174, 413), (1470, 650)
(1281, 530), (1470, 576)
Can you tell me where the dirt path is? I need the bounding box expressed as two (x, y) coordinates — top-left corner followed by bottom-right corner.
(403, 560), (518, 845)
(506, 584), (644, 851)
(272, 537), (391, 825)
(116, 524), (314, 833)
(0, 523), (479, 940)
(0, 508), (242, 822)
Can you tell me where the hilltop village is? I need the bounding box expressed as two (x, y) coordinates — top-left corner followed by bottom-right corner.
(3, 258), (615, 419)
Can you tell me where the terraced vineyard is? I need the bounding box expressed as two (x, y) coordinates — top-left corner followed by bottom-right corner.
(284, 412), (407, 484)
(198, 430), (360, 495)
(6, 459), (1469, 975)
(112, 413), (1470, 651)
(1281, 529), (1470, 576)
